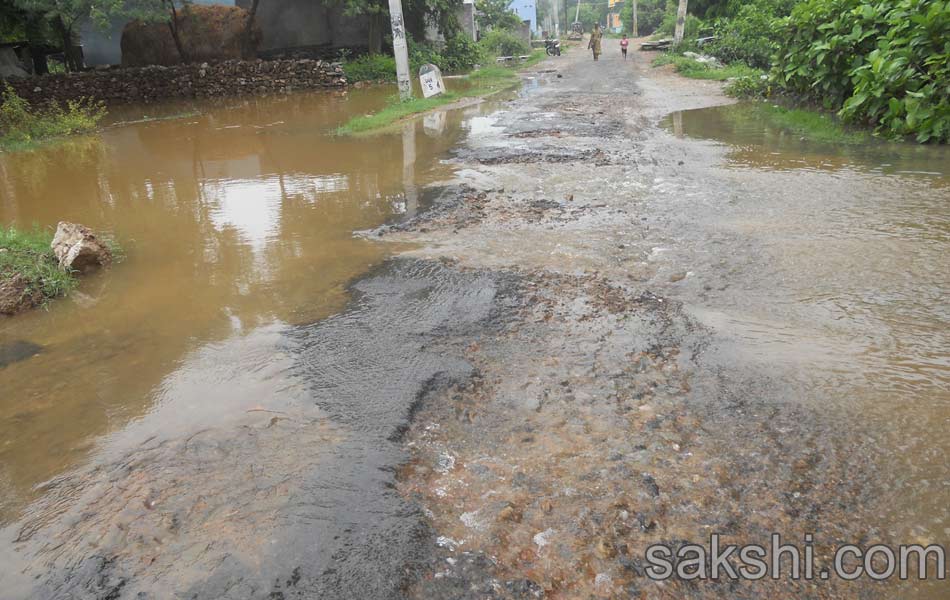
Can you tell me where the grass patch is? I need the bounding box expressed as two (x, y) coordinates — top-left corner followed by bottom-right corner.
(747, 103), (871, 145)
(0, 85), (105, 151)
(651, 53), (761, 81)
(0, 225), (76, 306)
(338, 93), (464, 134)
(336, 53), (542, 135)
(342, 54), (398, 83)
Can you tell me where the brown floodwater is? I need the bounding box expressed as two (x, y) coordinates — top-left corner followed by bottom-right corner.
(0, 85), (475, 524)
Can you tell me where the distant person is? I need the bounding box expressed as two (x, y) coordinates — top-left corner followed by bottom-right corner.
(589, 24), (603, 61)
(620, 34), (629, 59)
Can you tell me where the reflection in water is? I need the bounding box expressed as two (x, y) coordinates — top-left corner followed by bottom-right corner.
(0, 87), (473, 524)
(665, 103), (950, 181)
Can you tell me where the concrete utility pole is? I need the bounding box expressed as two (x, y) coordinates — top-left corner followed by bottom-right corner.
(632, 0), (638, 37)
(574, 0), (581, 25)
(674, 0), (688, 44)
(388, 0), (412, 101)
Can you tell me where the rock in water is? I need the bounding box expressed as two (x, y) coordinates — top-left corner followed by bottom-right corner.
(50, 222), (113, 272)
(0, 340), (43, 368)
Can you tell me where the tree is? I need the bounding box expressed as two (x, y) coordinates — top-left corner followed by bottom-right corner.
(12, 0), (109, 70)
(476, 0), (523, 31)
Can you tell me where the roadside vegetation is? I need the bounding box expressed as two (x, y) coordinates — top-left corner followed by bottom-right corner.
(651, 53), (758, 80)
(0, 226), (76, 309)
(642, 0), (949, 143)
(337, 60), (539, 135)
(0, 85), (105, 150)
(339, 0), (546, 134)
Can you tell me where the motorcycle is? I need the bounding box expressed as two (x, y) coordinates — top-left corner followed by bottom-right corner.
(545, 38), (561, 56)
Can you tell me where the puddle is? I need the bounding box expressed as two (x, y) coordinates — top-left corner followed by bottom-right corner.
(658, 102), (950, 598)
(0, 85), (492, 525)
(664, 103), (950, 181)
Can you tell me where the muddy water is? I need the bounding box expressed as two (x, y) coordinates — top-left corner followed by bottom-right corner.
(0, 85), (502, 597)
(666, 104), (949, 596)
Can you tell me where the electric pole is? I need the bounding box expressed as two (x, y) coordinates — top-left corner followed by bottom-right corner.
(674, 0), (688, 44)
(574, 0), (581, 26)
(388, 0), (412, 101)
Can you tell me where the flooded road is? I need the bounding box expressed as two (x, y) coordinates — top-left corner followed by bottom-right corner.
(378, 49), (949, 598)
(666, 103), (950, 594)
(0, 85), (459, 518)
(1, 46), (948, 599)
(0, 83), (518, 597)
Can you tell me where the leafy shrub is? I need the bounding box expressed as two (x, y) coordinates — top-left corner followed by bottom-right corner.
(776, 0), (950, 142)
(408, 37), (444, 71)
(440, 35), (484, 72)
(656, 12), (705, 39)
(705, 0), (790, 69)
(478, 29), (530, 57)
(638, 0), (671, 35)
(724, 73), (772, 99)
(0, 85), (105, 148)
(342, 53), (397, 82)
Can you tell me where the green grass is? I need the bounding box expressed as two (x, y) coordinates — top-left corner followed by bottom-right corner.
(651, 53), (762, 81)
(746, 103), (871, 145)
(0, 85), (105, 152)
(342, 54), (398, 83)
(336, 53), (542, 135)
(0, 226), (77, 307)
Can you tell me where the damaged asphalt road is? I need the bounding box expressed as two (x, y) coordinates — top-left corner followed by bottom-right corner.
(3, 41), (942, 600)
(375, 45), (909, 599)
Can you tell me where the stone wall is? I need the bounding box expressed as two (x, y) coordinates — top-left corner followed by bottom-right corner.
(2, 59), (346, 106)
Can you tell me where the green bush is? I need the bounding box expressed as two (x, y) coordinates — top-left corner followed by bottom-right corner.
(724, 73), (772, 99)
(478, 29), (530, 57)
(0, 85), (105, 149)
(439, 35), (484, 71)
(776, 0), (950, 142)
(638, 0), (671, 35)
(342, 53), (398, 83)
(656, 12), (705, 39)
(705, 0), (791, 69)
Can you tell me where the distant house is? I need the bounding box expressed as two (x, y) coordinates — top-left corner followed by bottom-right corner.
(507, 0), (537, 34)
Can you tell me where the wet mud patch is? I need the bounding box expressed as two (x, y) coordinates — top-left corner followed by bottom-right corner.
(397, 271), (893, 599)
(458, 146), (607, 166)
(3, 259), (527, 600)
(369, 185), (491, 237)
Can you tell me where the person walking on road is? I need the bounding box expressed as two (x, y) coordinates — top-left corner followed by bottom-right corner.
(620, 34), (629, 59)
(589, 24), (603, 61)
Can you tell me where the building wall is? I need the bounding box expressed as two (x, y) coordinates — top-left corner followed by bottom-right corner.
(508, 0), (537, 33)
(237, 0), (369, 51)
